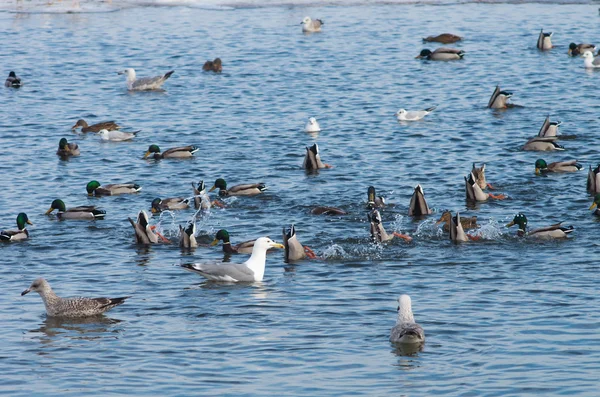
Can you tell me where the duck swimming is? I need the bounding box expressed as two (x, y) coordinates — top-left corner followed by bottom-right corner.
(416, 48), (464, 61)
(151, 197), (190, 213)
(367, 186), (385, 209)
(436, 210), (478, 232)
(506, 213), (574, 239)
(534, 159), (581, 174)
(86, 181), (142, 196)
(45, 199), (105, 220)
(0, 213), (33, 242)
(422, 33), (462, 44)
(202, 58), (222, 73)
(568, 42), (595, 56)
(5, 71), (21, 88)
(56, 138), (80, 158)
(210, 229), (262, 255)
(209, 178), (267, 197)
(144, 144), (198, 159)
(369, 209), (412, 243)
(71, 119), (121, 133)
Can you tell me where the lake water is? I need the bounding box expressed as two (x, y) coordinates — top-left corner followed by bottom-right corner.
(1, 1), (599, 396)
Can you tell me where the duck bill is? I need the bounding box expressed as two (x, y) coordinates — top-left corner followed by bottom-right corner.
(70, 124), (78, 130)
(26, 219), (33, 225)
(415, 55), (423, 59)
(506, 220), (515, 227)
(210, 239), (219, 246)
(535, 168), (541, 175)
(21, 288), (30, 296)
(208, 185), (217, 192)
(45, 208), (55, 215)
(590, 202), (598, 210)
(143, 151), (151, 159)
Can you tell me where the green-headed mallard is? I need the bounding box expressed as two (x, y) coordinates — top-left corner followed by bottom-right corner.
(86, 180), (142, 196)
(506, 213), (574, 238)
(436, 210), (478, 232)
(45, 199), (105, 220)
(422, 33), (462, 44)
(537, 116), (561, 139)
(5, 71), (21, 88)
(408, 184), (432, 216)
(128, 210), (168, 244)
(523, 137), (564, 151)
(487, 85), (515, 109)
(202, 58), (222, 73)
(211, 229), (257, 254)
(151, 197), (189, 213)
(587, 164), (600, 194)
(1, 213), (33, 241)
(367, 186), (385, 209)
(303, 143), (332, 171)
(144, 144), (198, 159)
(416, 48), (464, 61)
(282, 224), (316, 262)
(568, 43), (595, 56)
(56, 138), (80, 158)
(369, 209), (412, 243)
(537, 29), (553, 50)
(535, 159), (582, 174)
(179, 223), (197, 248)
(310, 206), (347, 215)
(465, 173), (505, 201)
(193, 180), (210, 210)
(209, 178), (267, 197)
(71, 119), (121, 133)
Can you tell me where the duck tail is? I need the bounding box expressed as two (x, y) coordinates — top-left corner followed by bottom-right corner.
(93, 209), (107, 219)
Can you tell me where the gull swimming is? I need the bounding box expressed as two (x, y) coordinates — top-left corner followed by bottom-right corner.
(5, 71), (21, 88)
(305, 117), (321, 133)
(301, 16), (323, 33)
(118, 68), (174, 91)
(389, 294), (425, 344)
(181, 237), (284, 282)
(98, 129), (138, 142)
(395, 106), (436, 121)
(582, 51), (600, 68)
(21, 278), (130, 318)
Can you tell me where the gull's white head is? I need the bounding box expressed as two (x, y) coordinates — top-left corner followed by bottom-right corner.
(582, 51), (594, 60)
(301, 16), (312, 25)
(21, 278), (51, 296)
(309, 117), (318, 125)
(397, 294), (415, 323)
(252, 237), (285, 253)
(396, 109), (406, 116)
(98, 129), (110, 140)
(118, 68), (136, 80)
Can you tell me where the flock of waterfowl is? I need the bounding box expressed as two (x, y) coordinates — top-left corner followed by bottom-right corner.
(4, 15), (600, 349)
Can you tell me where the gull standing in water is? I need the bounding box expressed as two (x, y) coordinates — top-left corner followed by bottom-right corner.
(390, 294), (425, 344)
(118, 68), (174, 91)
(181, 237), (284, 282)
(395, 106), (436, 121)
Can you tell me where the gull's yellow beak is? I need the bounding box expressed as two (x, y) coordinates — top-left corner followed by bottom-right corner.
(271, 243), (285, 249)
(506, 220), (515, 227)
(210, 239), (219, 246)
(590, 202), (597, 210)
(208, 185), (217, 192)
(45, 208), (54, 215)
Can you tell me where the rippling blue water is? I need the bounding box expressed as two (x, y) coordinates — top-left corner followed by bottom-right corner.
(1, 2), (599, 396)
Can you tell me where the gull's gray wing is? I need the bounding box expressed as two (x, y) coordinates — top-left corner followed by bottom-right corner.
(182, 261), (255, 281)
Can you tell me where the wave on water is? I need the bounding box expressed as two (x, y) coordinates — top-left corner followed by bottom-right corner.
(1, 0), (595, 14)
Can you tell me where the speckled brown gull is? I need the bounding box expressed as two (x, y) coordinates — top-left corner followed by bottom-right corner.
(21, 278), (130, 318)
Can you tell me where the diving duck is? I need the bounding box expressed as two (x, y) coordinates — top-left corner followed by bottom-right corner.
(209, 178), (267, 197)
(416, 48), (464, 61)
(71, 119), (121, 133)
(303, 143), (332, 171)
(422, 33), (461, 44)
(151, 197), (190, 213)
(523, 136), (564, 151)
(56, 138), (80, 158)
(128, 210), (168, 244)
(282, 224), (316, 262)
(301, 16), (323, 33)
(436, 210), (478, 232)
(390, 294), (425, 345)
(537, 116), (561, 139)
(465, 173), (505, 201)
(1, 213), (33, 241)
(202, 58), (222, 73)
(5, 71), (21, 88)
(211, 229), (258, 254)
(449, 212), (470, 242)
(534, 159), (581, 174)
(471, 163), (494, 190)
(537, 29), (553, 50)
(568, 42), (595, 56)
(118, 68), (174, 91)
(408, 184), (432, 216)
(310, 206), (347, 215)
(179, 223), (198, 248)
(587, 164), (600, 194)
(487, 85), (514, 109)
(369, 209), (412, 243)
(45, 199), (105, 220)
(367, 186), (385, 209)
(589, 194), (600, 215)
(144, 144), (198, 159)
(193, 180), (212, 210)
(506, 213), (573, 238)
(86, 181), (142, 196)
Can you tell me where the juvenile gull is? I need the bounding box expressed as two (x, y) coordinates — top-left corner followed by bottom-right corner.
(5, 71), (21, 88)
(390, 295), (425, 344)
(99, 129), (138, 142)
(21, 278), (129, 318)
(305, 117), (321, 133)
(395, 106), (436, 121)
(181, 237), (284, 282)
(118, 68), (174, 91)
(301, 16), (323, 33)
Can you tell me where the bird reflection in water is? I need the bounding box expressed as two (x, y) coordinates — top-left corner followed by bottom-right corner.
(29, 316), (123, 344)
(391, 342), (424, 357)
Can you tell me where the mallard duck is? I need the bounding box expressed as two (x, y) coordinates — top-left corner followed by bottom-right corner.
(506, 213), (574, 238)
(151, 197), (190, 213)
(301, 16), (323, 33)
(415, 48), (464, 61)
(5, 71), (21, 88)
(144, 144), (198, 159)
(86, 180), (142, 196)
(390, 294), (425, 344)
(369, 209), (412, 243)
(128, 210), (168, 244)
(202, 58), (222, 73)
(310, 206), (347, 215)
(487, 85), (514, 109)
(303, 143), (332, 171)
(535, 159), (581, 174)
(537, 116), (561, 139)
(1, 213), (33, 241)
(449, 212), (469, 242)
(587, 164), (600, 194)
(408, 184), (432, 216)
(181, 237), (284, 282)
(193, 180), (211, 210)
(589, 194), (600, 215)
(422, 33), (461, 44)
(99, 129), (138, 142)
(179, 223), (197, 248)
(471, 163), (494, 190)
(282, 224), (316, 262)
(71, 119), (121, 133)
(118, 68), (174, 91)
(45, 199), (105, 220)
(568, 42), (596, 56)
(537, 29), (553, 50)
(523, 136), (564, 151)
(210, 229), (257, 254)
(367, 186), (385, 209)
(305, 117), (321, 133)
(209, 178), (267, 197)
(56, 138), (80, 157)
(436, 210), (478, 232)
(395, 106), (436, 121)
(582, 51), (600, 68)
(465, 173), (505, 201)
